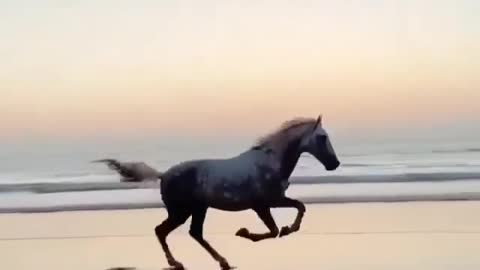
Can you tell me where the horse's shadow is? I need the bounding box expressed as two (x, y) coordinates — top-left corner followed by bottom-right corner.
(106, 268), (195, 270)
(106, 267), (195, 270)
(106, 267), (235, 270)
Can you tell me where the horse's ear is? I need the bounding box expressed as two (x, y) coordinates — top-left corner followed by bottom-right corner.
(313, 114), (322, 131)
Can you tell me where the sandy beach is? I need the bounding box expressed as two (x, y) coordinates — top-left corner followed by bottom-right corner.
(1, 201), (480, 270)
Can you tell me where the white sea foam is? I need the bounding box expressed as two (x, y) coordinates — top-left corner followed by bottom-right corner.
(1, 180), (480, 213)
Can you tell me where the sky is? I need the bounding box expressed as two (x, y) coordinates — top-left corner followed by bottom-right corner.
(1, 0), (479, 144)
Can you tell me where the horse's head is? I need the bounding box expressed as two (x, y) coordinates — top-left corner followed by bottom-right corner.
(301, 115), (340, 171)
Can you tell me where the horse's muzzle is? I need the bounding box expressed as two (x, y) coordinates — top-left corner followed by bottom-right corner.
(325, 160), (341, 171)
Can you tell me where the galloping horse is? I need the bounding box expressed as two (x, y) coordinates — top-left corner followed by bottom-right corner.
(155, 115), (340, 269)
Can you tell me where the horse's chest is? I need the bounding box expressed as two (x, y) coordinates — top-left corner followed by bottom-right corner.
(279, 179), (290, 193)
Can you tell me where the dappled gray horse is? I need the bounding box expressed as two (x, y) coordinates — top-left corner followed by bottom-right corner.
(92, 159), (160, 182)
(156, 115), (340, 269)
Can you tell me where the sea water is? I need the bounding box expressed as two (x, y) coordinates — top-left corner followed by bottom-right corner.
(1, 138), (479, 212)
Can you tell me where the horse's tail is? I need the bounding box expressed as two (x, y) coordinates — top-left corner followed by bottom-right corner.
(91, 158), (124, 172)
(92, 158), (120, 165)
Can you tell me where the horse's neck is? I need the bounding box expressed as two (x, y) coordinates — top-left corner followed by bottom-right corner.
(249, 137), (303, 180)
(277, 138), (303, 179)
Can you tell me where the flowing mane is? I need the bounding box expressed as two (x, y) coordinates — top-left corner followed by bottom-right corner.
(252, 117), (316, 152)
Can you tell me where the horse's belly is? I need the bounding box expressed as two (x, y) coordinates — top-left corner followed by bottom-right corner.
(197, 165), (262, 211)
(206, 192), (253, 211)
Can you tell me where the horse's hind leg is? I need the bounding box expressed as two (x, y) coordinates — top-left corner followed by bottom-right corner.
(189, 207), (234, 270)
(154, 209), (191, 270)
(235, 207), (279, 242)
(271, 197), (306, 237)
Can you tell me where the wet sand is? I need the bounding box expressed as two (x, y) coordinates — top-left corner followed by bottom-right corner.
(1, 202), (480, 270)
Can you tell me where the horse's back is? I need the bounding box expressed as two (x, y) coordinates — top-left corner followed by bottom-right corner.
(159, 150), (277, 211)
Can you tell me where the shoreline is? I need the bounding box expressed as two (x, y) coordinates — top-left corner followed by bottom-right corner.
(2, 172), (480, 194)
(2, 192), (480, 214)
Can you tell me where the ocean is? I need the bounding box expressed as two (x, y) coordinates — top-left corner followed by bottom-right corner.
(1, 138), (480, 213)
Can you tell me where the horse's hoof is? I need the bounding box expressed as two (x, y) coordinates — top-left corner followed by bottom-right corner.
(220, 261), (236, 270)
(279, 226), (290, 237)
(162, 266), (184, 270)
(164, 261), (185, 270)
(235, 228), (249, 238)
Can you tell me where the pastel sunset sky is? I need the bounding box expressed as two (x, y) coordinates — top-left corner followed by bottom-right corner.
(1, 0), (479, 143)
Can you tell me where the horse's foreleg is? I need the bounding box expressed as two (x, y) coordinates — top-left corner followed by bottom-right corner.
(271, 197), (306, 237)
(190, 207), (234, 270)
(235, 207), (279, 242)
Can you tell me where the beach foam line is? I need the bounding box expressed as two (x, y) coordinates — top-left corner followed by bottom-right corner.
(0, 181), (146, 193)
(2, 172), (480, 194)
(1, 192), (480, 214)
(292, 172), (480, 184)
